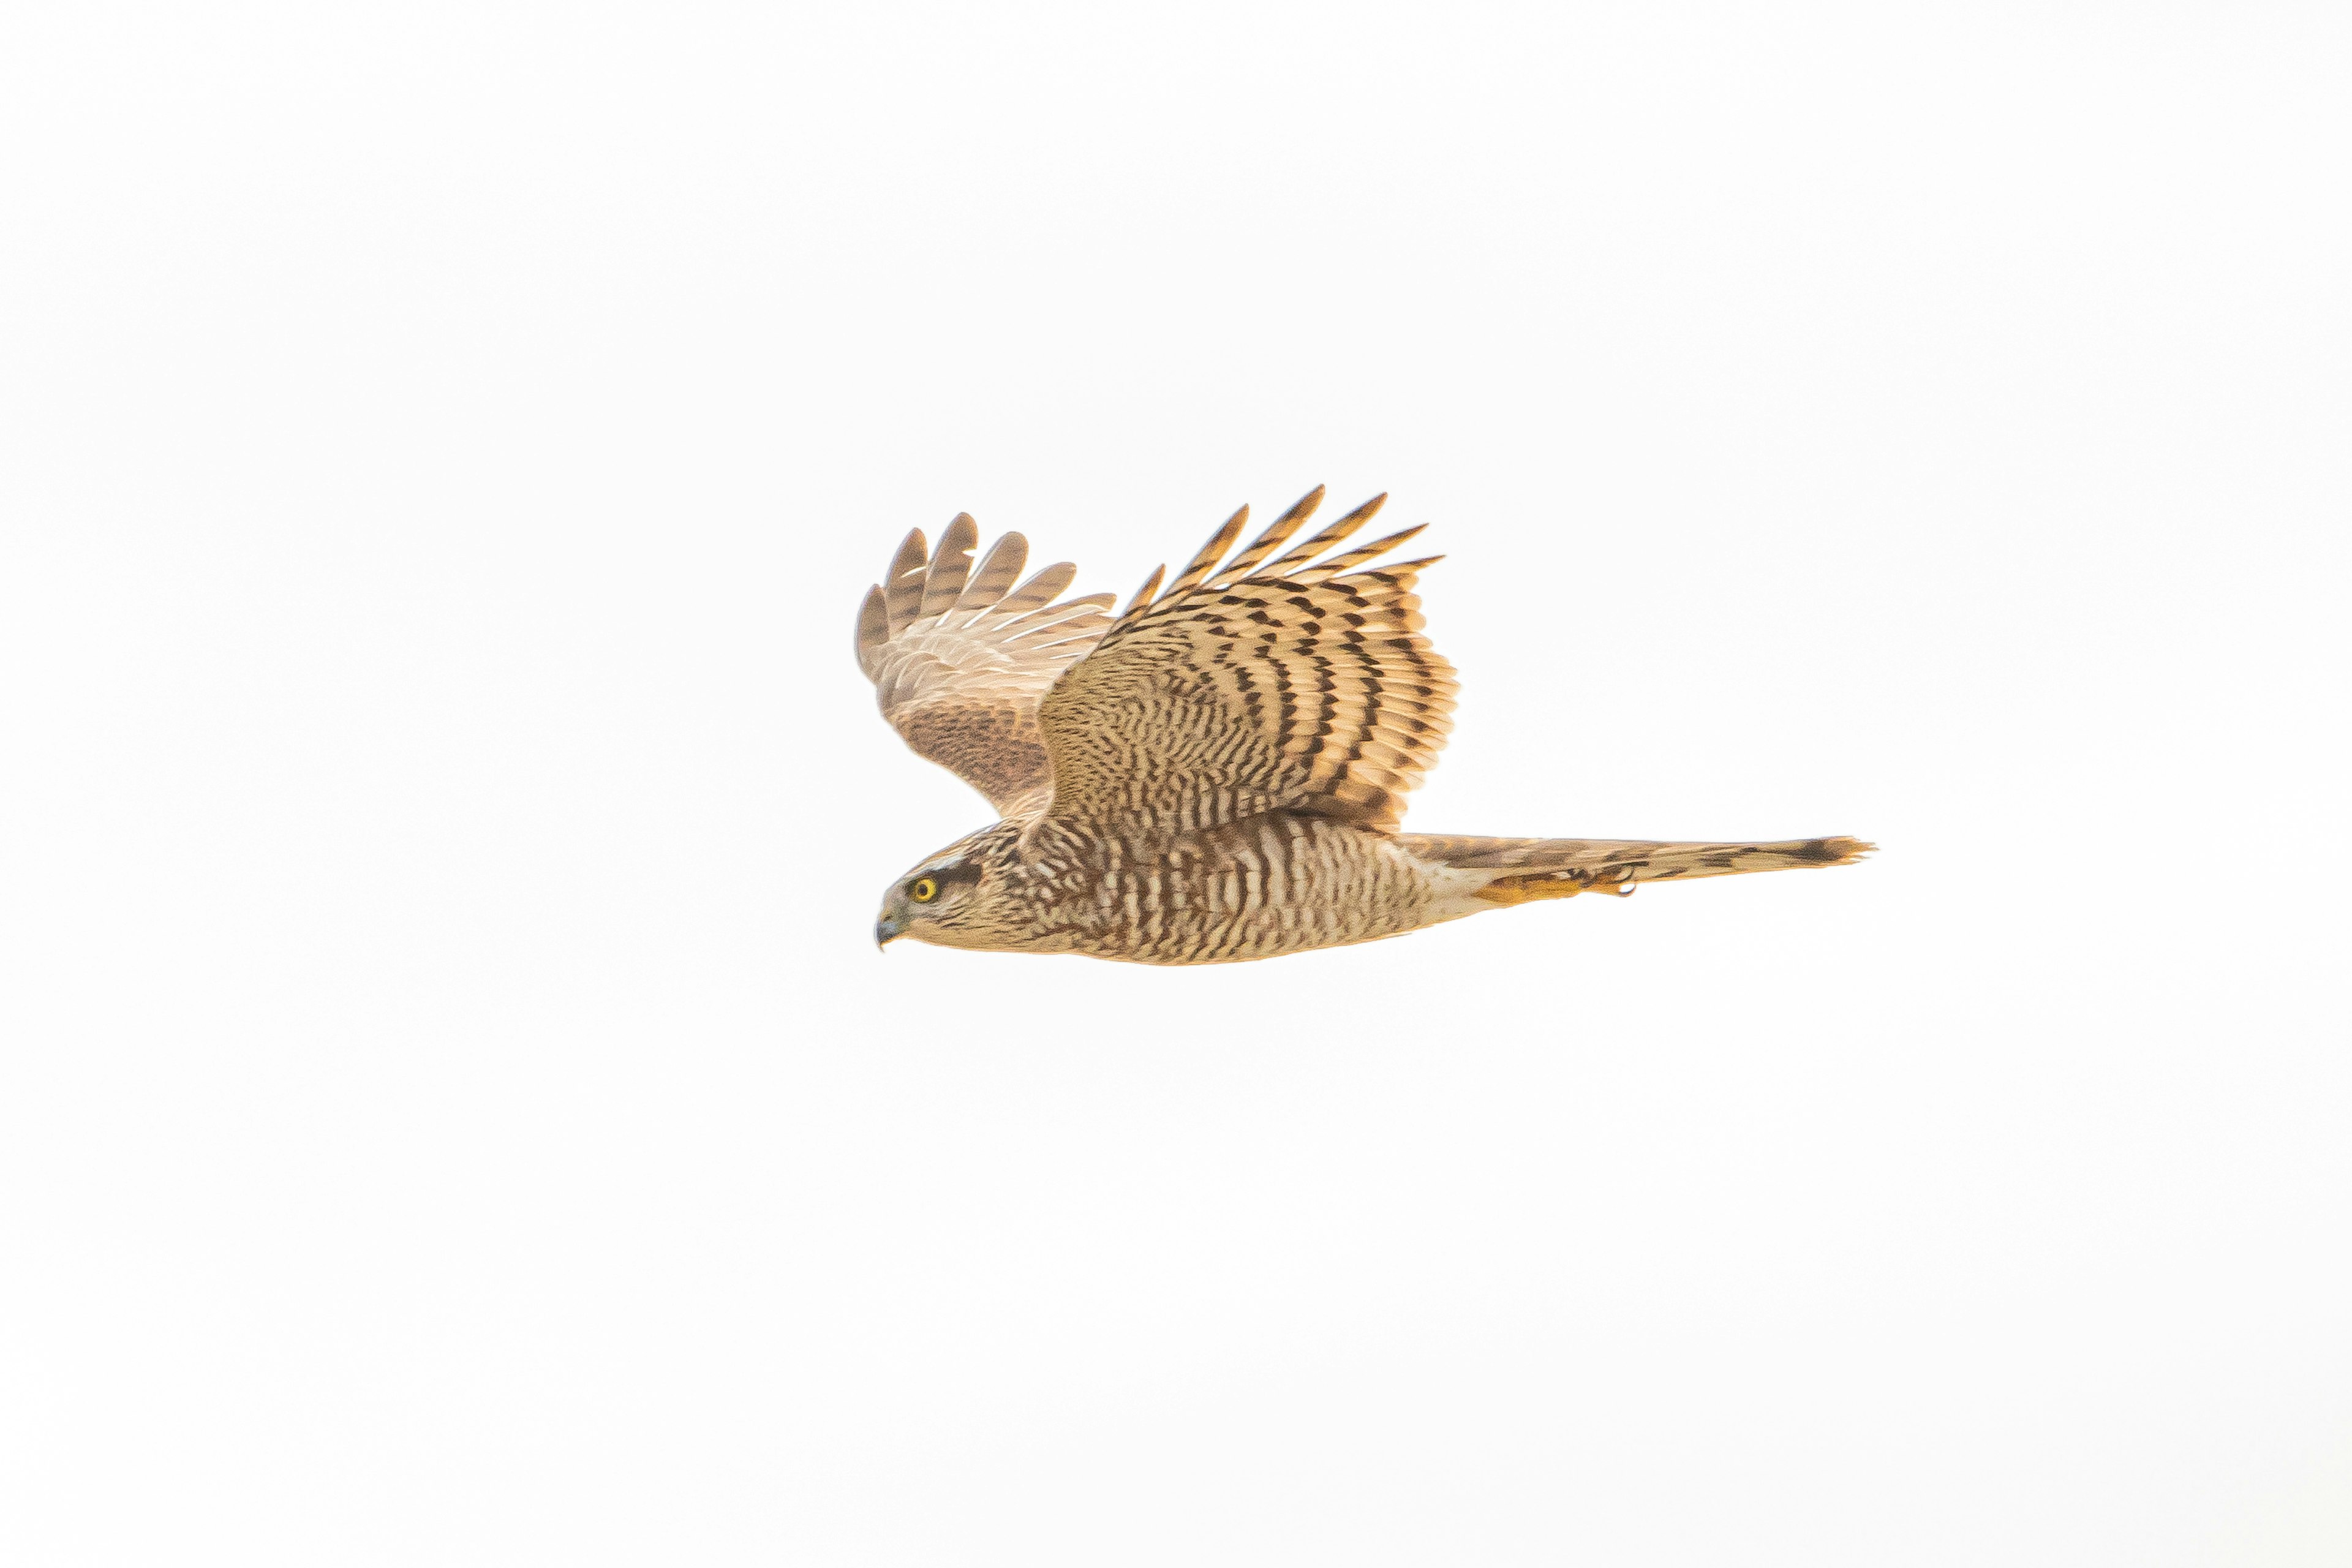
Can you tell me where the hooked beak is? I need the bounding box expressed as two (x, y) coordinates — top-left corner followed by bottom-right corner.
(875, 915), (902, 948)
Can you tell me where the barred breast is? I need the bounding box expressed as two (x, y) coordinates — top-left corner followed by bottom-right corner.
(1018, 813), (1464, 965)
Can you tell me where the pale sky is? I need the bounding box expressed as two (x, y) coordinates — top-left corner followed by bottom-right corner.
(4, 4), (2348, 1564)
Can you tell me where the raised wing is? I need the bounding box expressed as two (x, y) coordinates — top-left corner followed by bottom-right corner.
(1036, 488), (1457, 840)
(856, 515), (1114, 813)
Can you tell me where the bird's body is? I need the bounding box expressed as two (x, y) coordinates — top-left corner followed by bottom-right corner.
(895, 808), (1865, 966)
(856, 489), (1868, 964)
(903, 810), (1446, 965)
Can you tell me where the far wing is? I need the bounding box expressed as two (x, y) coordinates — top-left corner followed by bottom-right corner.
(855, 516), (1114, 813)
(1035, 488), (1457, 841)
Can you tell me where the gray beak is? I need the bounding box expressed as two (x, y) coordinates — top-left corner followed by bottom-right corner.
(875, 915), (902, 948)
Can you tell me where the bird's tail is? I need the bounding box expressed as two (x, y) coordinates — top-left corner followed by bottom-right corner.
(1400, 833), (1874, 905)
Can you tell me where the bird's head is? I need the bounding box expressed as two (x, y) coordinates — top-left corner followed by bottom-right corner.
(873, 823), (1032, 952)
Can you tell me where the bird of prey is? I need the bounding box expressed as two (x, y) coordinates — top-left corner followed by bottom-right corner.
(857, 488), (1869, 964)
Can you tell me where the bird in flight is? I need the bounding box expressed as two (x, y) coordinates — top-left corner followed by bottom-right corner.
(857, 488), (1869, 964)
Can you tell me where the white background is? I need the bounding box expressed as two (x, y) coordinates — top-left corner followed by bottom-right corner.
(4, 4), (2347, 1564)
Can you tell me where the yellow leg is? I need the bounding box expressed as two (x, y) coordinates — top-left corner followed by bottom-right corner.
(1471, 870), (1637, 905)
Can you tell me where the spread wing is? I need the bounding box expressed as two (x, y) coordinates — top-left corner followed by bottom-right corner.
(855, 515), (1115, 813)
(1035, 488), (1457, 840)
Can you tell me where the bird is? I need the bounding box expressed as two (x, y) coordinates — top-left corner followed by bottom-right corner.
(856, 487), (1870, 965)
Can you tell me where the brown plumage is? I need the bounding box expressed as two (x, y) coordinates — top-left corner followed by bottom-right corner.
(858, 489), (1871, 964)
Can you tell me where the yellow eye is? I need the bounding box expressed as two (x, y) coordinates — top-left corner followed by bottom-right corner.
(908, 877), (938, 903)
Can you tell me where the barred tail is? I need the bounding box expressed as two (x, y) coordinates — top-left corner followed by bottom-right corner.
(1400, 833), (1874, 905)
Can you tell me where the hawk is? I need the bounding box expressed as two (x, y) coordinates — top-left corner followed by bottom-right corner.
(857, 488), (1869, 964)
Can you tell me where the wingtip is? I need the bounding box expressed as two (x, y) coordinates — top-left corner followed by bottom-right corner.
(1120, 563), (1168, 620)
(855, 583), (891, 665)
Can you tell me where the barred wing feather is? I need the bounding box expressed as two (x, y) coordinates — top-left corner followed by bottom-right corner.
(855, 515), (1114, 812)
(1036, 489), (1458, 839)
